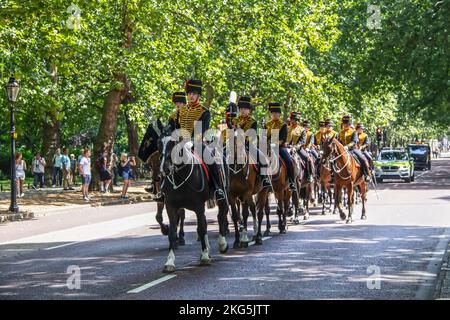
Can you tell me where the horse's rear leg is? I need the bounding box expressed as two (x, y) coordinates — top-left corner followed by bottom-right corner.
(277, 192), (286, 234)
(346, 185), (354, 224)
(163, 205), (179, 273)
(335, 185), (346, 220)
(217, 199), (229, 254)
(263, 197), (271, 237)
(239, 203), (250, 248)
(249, 200), (258, 241)
(196, 205), (211, 265)
(361, 183), (367, 220)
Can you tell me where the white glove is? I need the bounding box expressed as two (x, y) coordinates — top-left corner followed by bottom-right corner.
(344, 146), (349, 151)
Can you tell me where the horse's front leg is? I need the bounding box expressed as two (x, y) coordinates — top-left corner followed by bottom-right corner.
(277, 191), (286, 234)
(217, 198), (229, 254)
(230, 197), (240, 249)
(177, 209), (185, 245)
(156, 202), (169, 236)
(249, 200), (258, 241)
(162, 204), (179, 273)
(240, 202), (250, 248)
(196, 205), (211, 265)
(335, 185), (346, 220)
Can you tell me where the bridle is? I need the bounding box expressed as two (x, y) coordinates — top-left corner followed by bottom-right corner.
(160, 136), (205, 191)
(324, 139), (352, 180)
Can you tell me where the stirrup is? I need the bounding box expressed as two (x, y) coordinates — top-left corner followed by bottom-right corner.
(214, 189), (226, 201)
(262, 178), (271, 189)
(289, 182), (296, 190)
(153, 192), (165, 203)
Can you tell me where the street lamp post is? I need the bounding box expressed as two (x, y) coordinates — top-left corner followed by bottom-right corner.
(5, 77), (20, 213)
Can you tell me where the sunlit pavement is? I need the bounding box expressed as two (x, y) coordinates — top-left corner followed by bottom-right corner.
(0, 156), (449, 299)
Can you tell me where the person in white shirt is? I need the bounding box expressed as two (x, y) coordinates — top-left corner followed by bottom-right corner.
(15, 152), (27, 197)
(32, 152), (46, 189)
(78, 148), (92, 201)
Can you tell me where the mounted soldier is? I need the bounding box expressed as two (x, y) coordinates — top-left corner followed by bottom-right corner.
(324, 119), (337, 139)
(338, 115), (371, 182)
(356, 123), (374, 171)
(224, 96), (271, 189)
(168, 91), (187, 131)
(265, 103), (296, 190)
(314, 120), (326, 150)
(154, 79), (228, 203)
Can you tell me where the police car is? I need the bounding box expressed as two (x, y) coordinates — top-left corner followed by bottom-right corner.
(374, 148), (415, 183)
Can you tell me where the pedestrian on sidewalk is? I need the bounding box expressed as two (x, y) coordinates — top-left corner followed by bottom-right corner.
(52, 148), (63, 187)
(70, 154), (77, 186)
(15, 152), (26, 198)
(112, 153), (119, 187)
(32, 152), (46, 189)
(119, 153), (136, 199)
(79, 148), (92, 202)
(96, 151), (112, 193)
(61, 148), (74, 191)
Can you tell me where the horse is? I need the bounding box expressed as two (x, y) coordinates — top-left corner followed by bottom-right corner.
(321, 137), (368, 223)
(226, 133), (265, 248)
(158, 126), (229, 273)
(261, 145), (292, 234)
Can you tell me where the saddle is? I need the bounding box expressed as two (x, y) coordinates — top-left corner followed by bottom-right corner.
(351, 154), (361, 168)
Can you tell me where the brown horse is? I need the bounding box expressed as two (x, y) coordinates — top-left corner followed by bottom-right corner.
(321, 138), (367, 223)
(262, 147), (292, 234)
(147, 151), (186, 245)
(227, 140), (264, 248)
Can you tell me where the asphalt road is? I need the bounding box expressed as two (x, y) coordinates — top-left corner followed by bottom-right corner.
(0, 156), (449, 300)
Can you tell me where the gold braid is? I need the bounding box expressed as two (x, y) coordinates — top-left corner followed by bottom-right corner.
(178, 102), (205, 136)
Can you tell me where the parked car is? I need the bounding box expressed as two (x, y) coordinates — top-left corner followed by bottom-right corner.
(407, 143), (431, 170)
(374, 149), (415, 183)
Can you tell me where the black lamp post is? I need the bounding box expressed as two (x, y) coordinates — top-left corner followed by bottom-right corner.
(5, 77), (20, 213)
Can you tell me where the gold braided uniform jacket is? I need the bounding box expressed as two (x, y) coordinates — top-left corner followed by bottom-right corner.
(221, 115), (257, 144)
(358, 132), (370, 150)
(324, 128), (337, 140)
(176, 102), (210, 138)
(265, 119), (288, 145)
(338, 128), (359, 149)
(315, 131), (323, 147)
(287, 124), (303, 145)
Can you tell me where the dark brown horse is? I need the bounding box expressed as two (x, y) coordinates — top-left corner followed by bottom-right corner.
(321, 138), (367, 223)
(319, 155), (335, 215)
(227, 140), (264, 248)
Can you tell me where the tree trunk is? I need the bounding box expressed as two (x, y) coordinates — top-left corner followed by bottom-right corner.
(91, 1), (133, 191)
(125, 110), (139, 177)
(42, 114), (61, 186)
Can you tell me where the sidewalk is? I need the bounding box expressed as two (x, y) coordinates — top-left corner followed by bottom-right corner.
(0, 181), (155, 222)
(435, 241), (450, 299)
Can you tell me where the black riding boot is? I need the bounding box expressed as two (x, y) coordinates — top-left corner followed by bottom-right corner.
(306, 157), (315, 183)
(209, 164), (226, 201)
(259, 165), (271, 189)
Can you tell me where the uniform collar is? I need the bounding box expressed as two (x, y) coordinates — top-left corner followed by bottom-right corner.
(187, 101), (200, 108)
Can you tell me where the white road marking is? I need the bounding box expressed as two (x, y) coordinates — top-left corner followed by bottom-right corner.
(248, 236), (272, 246)
(128, 275), (177, 294)
(44, 242), (81, 251)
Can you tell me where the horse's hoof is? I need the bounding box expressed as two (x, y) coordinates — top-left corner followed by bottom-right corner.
(255, 237), (263, 245)
(279, 228), (286, 234)
(177, 238), (185, 246)
(161, 225), (169, 236)
(303, 216), (309, 221)
(263, 230), (271, 237)
(339, 212), (346, 220)
(219, 244), (229, 254)
(162, 265), (176, 273)
(361, 215), (367, 220)
(346, 219), (353, 224)
(252, 235), (257, 242)
(240, 241), (249, 248)
(322, 211), (326, 215)
(233, 241), (240, 249)
(200, 258), (211, 266)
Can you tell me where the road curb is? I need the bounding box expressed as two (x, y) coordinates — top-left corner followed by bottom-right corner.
(1, 194), (154, 222)
(434, 240), (450, 299)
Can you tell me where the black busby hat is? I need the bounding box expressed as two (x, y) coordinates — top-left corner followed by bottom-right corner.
(302, 120), (310, 127)
(325, 119), (333, 126)
(319, 120), (325, 127)
(184, 79), (203, 94)
(342, 114), (352, 124)
(268, 102), (282, 113)
(355, 123), (365, 130)
(289, 112), (301, 121)
(172, 91), (186, 104)
(237, 96), (251, 109)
